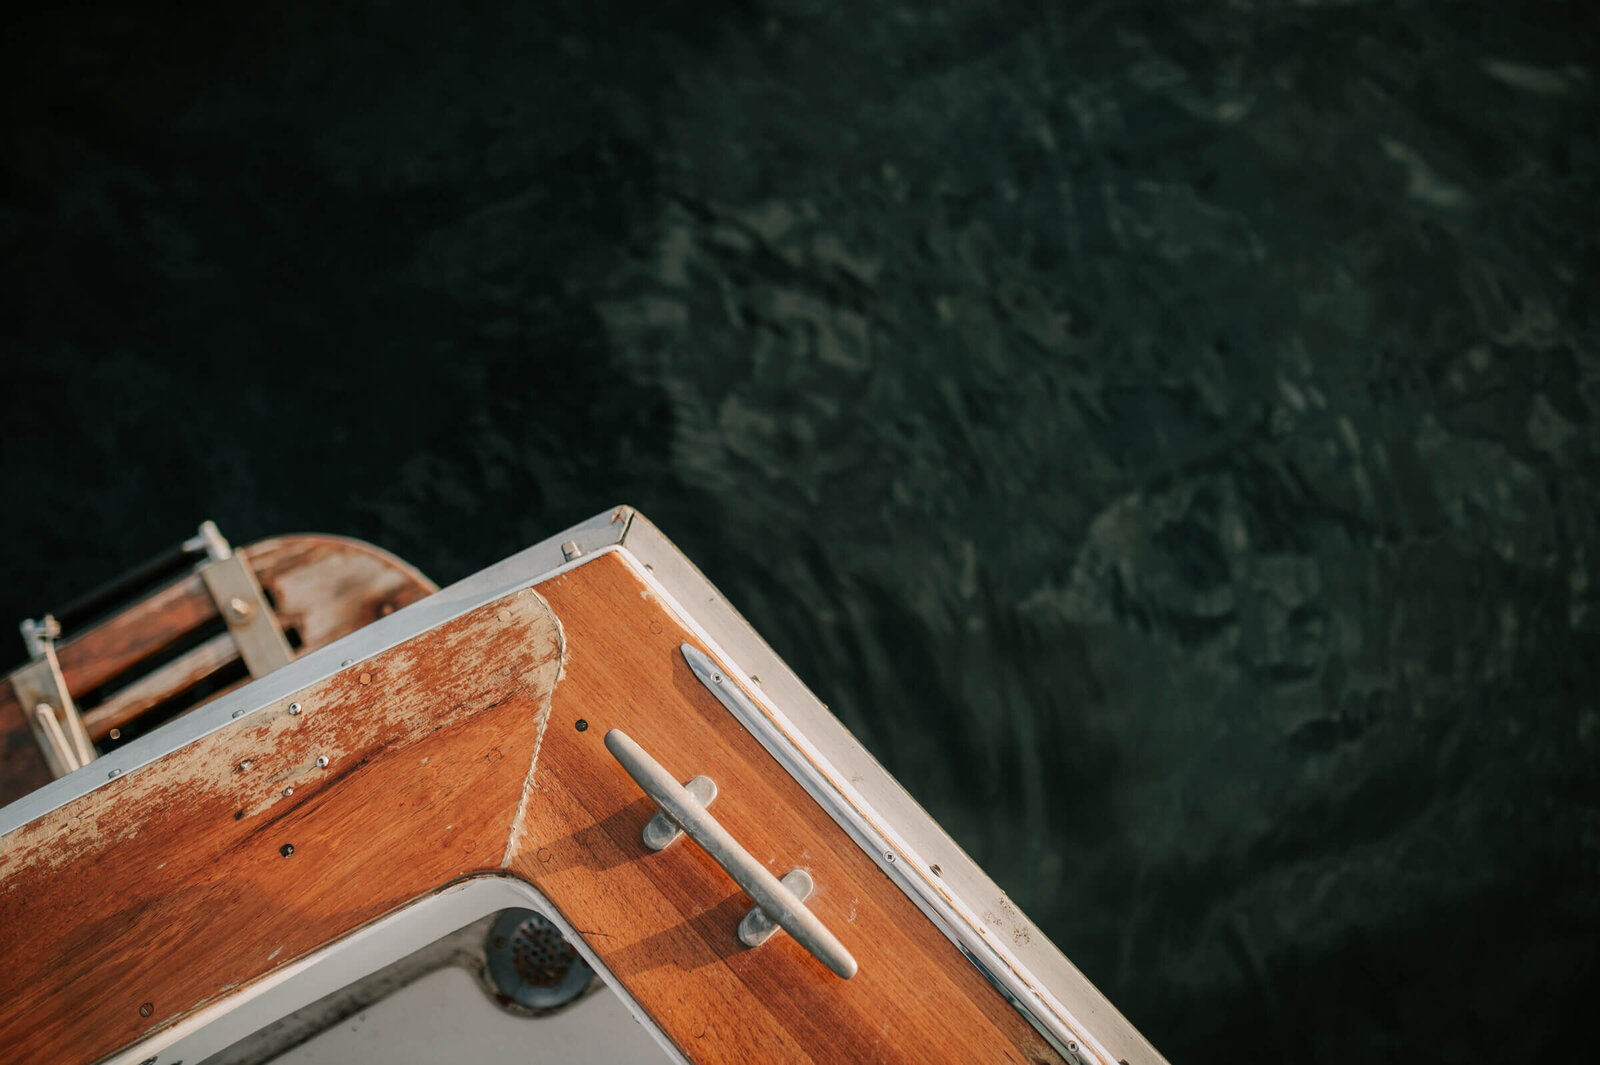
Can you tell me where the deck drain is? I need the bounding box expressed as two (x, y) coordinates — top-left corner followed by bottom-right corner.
(485, 909), (593, 1011)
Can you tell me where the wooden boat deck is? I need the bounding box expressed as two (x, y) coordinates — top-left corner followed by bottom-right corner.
(0, 549), (1061, 1064)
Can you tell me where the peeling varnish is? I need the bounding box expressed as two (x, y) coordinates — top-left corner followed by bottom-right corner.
(499, 599), (570, 870)
(0, 586), (564, 882)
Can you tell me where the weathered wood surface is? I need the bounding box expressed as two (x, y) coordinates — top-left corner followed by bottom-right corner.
(244, 535), (436, 653)
(0, 536), (437, 806)
(0, 551), (1060, 1065)
(0, 586), (563, 1065)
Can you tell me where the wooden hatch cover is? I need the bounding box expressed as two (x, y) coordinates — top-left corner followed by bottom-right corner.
(0, 548), (1065, 1065)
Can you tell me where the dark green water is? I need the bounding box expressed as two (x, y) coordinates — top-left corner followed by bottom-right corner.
(2, 3), (1596, 1060)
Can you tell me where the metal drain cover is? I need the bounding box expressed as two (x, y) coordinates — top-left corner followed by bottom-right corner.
(485, 909), (594, 1011)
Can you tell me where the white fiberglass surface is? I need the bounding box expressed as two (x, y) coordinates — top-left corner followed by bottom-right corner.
(266, 967), (665, 1064)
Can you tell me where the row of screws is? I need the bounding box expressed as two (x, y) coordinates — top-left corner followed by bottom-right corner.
(273, 688), (320, 858)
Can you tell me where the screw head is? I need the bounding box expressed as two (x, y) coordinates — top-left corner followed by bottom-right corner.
(138, 1001), (153, 1018)
(574, 719), (589, 732)
(315, 755), (329, 768)
(280, 844), (295, 857)
(282, 786), (294, 797)
(288, 702), (301, 715)
(227, 596), (253, 620)
(107, 767), (122, 779)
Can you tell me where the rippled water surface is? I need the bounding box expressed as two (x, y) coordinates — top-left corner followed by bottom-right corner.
(2, 3), (1596, 1060)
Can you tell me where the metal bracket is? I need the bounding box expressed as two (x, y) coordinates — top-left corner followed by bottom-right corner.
(197, 533), (293, 678)
(15, 615), (95, 777)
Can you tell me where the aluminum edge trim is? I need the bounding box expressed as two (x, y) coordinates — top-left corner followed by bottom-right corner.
(0, 507), (636, 838)
(615, 515), (1166, 1065)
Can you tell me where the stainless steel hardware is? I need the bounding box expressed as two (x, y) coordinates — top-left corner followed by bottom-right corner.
(643, 775), (717, 851)
(739, 868), (814, 947)
(604, 729), (858, 979)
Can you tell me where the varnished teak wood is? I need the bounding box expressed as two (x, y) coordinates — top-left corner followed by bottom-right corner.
(0, 552), (1058, 1064)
